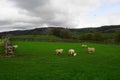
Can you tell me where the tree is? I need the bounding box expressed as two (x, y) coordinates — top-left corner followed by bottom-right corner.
(85, 33), (93, 40)
(52, 28), (61, 37)
(46, 28), (72, 38)
(32, 30), (38, 35)
(60, 29), (72, 38)
(115, 31), (120, 43)
(46, 28), (54, 35)
(79, 34), (86, 40)
(93, 33), (104, 41)
(79, 33), (93, 41)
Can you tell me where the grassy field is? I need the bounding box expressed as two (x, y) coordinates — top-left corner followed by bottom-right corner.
(10, 35), (60, 39)
(0, 41), (120, 80)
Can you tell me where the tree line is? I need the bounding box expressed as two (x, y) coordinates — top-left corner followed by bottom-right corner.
(46, 28), (120, 43)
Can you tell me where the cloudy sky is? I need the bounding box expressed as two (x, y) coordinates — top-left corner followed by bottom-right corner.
(0, 0), (120, 32)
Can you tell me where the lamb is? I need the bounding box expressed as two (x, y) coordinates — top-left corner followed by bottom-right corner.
(68, 49), (75, 56)
(87, 47), (95, 53)
(13, 45), (18, 49)
(82, 44), (88, 48)
(55, 49), (63, 55)
(73, 53), (77, 56)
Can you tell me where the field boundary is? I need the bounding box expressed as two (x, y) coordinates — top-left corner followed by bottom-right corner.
(11, 38), (120, 45)
(11, 38), (81, 42)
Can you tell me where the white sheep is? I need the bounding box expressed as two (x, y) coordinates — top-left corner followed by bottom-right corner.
(13, 45), (18, 49)
(87, 47), (95, 53)
(68, 49), (75, 55)
(82, 44), (88, 48)
(55, 49), (63, 55)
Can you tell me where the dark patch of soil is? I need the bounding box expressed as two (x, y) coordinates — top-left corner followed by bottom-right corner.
(0, 54), (29, 58)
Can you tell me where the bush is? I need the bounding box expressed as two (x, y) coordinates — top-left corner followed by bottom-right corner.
(47, 28), (73, 39)
(46, 28), (62, 37)
(60, 29), (72, 39)
(79, 33), (93, 41)
(93, 33), (104, 41)
(46, 28), (53, 35)
(115, 31), (120, 43)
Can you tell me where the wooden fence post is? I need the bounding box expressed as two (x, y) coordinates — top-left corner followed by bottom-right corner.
(4, 37), (14, 55)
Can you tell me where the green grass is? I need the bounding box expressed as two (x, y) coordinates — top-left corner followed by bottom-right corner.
(0, 41), (120, 80)
(11, 35), (60, 39)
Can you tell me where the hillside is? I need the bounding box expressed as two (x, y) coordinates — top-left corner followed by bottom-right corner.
(0, 25), (120, 36)
(70, 25), (120, 33)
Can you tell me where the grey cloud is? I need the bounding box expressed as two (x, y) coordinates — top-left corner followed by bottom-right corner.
(0, 22), (38, 32)
(11, 0), (48, 10)
(10, 0), (72, 27)
(0, 0), (120, 32)
(0, 21), (12, 26)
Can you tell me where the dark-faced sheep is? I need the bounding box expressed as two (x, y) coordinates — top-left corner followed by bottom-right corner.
(88, 47), (95, 53)
(55, 49), (63, 55)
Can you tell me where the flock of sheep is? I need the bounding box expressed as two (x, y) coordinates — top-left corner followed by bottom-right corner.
(55, 44), (95, 56)
(12, 44), (95, 56)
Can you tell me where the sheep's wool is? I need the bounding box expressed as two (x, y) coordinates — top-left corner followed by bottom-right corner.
(74, 53), (77, 56)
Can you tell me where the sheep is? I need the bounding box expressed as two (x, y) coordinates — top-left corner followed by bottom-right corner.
(87, 47), (95, 53)
(12, 45), (18, 51)
(13, 45), (18, 49)
(55, 49), (63, 55)
(68, 49), (75, 56)
(82, 44), (88, 48)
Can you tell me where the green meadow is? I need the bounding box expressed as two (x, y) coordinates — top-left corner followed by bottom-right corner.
(11, 35), (60, 39)
(0, 41), (120, 80)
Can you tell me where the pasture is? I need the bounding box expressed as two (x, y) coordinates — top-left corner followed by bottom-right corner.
(10, 35), (60, 39)
(0, 41), (120, 80)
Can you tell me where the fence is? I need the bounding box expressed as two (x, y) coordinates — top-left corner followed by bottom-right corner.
(11, 38), (120, 45)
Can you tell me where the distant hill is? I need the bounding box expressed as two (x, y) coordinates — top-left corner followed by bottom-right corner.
(70, 25), (120, 33)
(0, 25), (120, 36)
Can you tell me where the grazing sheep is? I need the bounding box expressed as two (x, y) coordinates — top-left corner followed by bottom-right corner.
(12, 45), (18, 51)
(13, 45), (18, 49)
(68, 49), (75, 55)
(55, 49), (63, 55)
(88, 47), (95, 53)
(82, 44), (88, 48)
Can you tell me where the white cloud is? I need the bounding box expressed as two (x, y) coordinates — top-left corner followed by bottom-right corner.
(0, 0), (120, 32)
(50, 0), (120, 28)
(0, 0), (41, 22)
